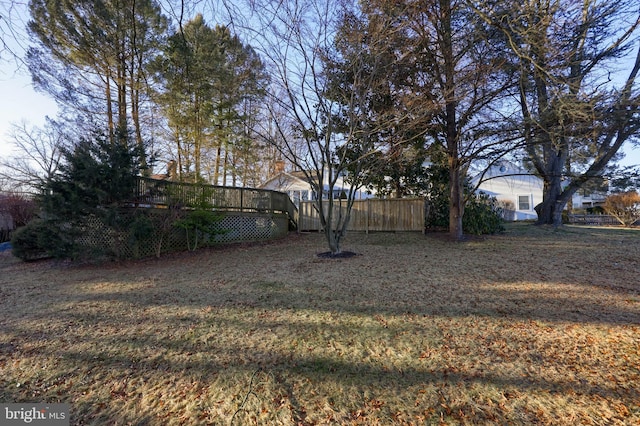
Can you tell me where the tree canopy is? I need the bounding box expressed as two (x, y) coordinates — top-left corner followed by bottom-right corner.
(150, 14), (268, 184)
(28, 0), (168, 153)
(1, 0), (638, 253)
(473, 0), (640, 226)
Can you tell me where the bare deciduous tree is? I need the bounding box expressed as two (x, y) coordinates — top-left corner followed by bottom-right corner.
(473, 0), (640, 226)
(221, 0), (405, 254)
(0, 119), (65, 193)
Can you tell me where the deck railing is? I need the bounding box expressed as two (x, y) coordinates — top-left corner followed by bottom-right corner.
(130, 177), (298, 229)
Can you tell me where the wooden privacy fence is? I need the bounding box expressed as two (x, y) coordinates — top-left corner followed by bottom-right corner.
(567, 214), (622, 226)
(299, 198), (425, 232)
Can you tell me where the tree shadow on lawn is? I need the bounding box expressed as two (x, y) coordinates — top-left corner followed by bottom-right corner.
(2, 318), (637, 424)
(36, 267), (640, 326)
(2, 230), (639, 423)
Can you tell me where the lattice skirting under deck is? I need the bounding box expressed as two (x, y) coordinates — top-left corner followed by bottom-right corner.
(74, 210), (289, 259)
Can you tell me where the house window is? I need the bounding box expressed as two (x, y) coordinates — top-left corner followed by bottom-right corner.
(290, 191), (301, 205)
(332, 189), (347, 199)
(518, 195), (531, 211)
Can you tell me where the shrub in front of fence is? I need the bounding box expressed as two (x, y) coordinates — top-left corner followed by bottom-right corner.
(11, 208), (289, 261)
(425, 192), (504, 235)
(170, 209), (226, 252)
(10, 219), (62, 261)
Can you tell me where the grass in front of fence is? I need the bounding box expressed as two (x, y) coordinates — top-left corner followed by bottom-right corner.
(1, 224), (639, 425)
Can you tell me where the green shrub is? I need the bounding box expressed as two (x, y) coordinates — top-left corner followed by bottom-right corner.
(422, 147), (504, 234)
(586, 206), (606, 215)
(425, 190), (504, 235)
(127, 214), (155, 258)
(463, 193), (505, 235)
(174, 209), (225, 251)
(28, 130), (149, 261)
(11, 219), (72, 261)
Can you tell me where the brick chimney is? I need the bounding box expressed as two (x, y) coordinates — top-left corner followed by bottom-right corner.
(167, 160), (178, 180)
(274, 159), (285, 174)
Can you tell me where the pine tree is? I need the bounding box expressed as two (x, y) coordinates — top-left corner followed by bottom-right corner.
(28, 0), (168, 152)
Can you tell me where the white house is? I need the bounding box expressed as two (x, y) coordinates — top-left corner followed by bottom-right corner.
(472, 162), (544, 220)
(259, 167), (373, 207)
(472, 162), (610, 220)
(571, 185), (608, 209)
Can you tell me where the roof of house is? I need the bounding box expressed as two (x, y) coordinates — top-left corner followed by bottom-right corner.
(259, 171), (313, 191)
(260, 170), (357, 193)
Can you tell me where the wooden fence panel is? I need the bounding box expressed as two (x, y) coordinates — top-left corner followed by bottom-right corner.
(568, 214), (620, 226)
(299, 198), (425, 232)
(299, 201), (323, 231)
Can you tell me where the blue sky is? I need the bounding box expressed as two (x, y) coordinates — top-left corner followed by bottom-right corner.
(0, 1), (58, 160)
(3, 67), (639, 167)
(0, 68), (58, 156)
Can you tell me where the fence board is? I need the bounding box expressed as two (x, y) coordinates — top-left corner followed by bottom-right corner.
(299, 198), (425, 232)
(568, 214), (621, 226)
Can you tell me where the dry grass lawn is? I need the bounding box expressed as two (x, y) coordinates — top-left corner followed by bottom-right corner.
(1, 223), (639, 425)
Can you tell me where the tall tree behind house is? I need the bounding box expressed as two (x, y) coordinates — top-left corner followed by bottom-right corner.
(28, 0), (168, 159)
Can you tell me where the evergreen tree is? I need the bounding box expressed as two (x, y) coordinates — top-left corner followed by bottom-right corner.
(30, 131), (146, 259)
(324, 5), (434, 198)
(43, 132), (144, 217)
(150, 15), (268, 184)
(27, 0), (168, 152)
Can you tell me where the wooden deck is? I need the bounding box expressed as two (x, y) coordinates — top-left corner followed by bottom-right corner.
(131, 177), (298, 229)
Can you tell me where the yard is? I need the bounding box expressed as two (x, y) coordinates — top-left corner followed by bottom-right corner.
(1, 223), (638, 425)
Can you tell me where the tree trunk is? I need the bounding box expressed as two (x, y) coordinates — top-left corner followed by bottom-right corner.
(440, 0), (463, 241)
(318, 196), (340, 255)
(535, 148), (566, 226)
(105, 73), (115, 145)
(325, 228), (341, 254)
(117, 49), (128, 136)
(535, 177), (562, 226)
(214, 140), (222, 185)
(223, 140), (229, 186)
(130, 85), (148, 173)
(394, 179), (402, 199)
(448, 155), (464, 240)
(194, 98), (202, 181)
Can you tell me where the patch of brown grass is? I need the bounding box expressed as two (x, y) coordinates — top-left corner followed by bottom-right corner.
(1, 224), (639, 425)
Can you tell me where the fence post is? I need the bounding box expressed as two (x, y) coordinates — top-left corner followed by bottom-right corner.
(366, 198), (370, 234)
